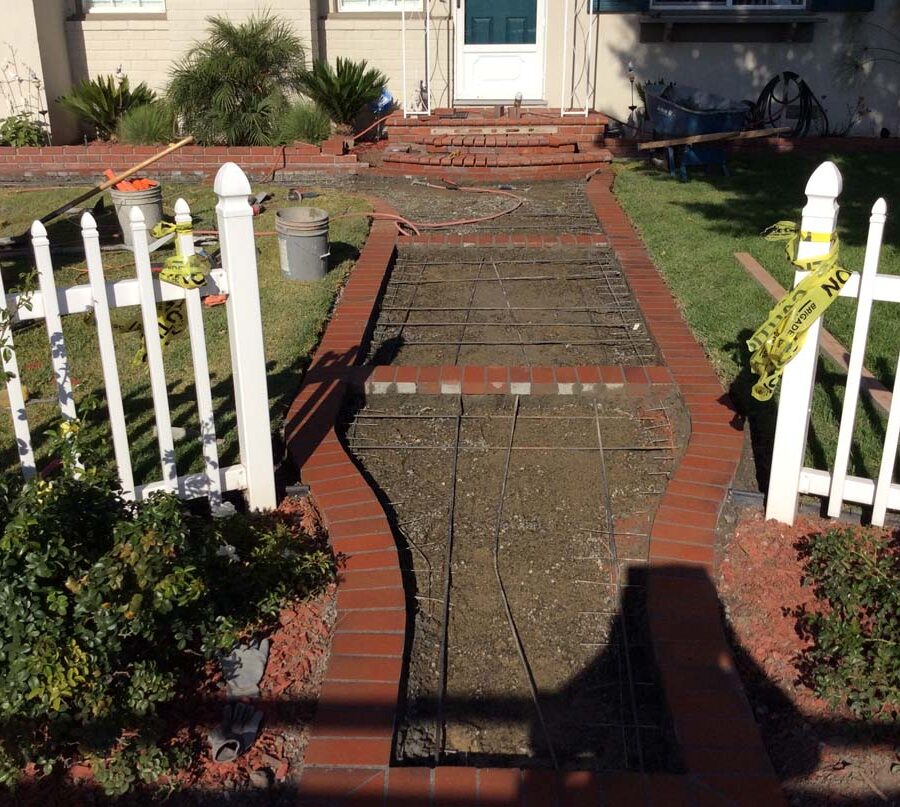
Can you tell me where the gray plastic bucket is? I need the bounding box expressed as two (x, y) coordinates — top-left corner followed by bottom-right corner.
(109, 184), (164, 247)
(276, 206), (330, 281)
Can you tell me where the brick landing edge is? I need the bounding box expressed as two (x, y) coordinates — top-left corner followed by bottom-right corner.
(283, 175), (785, 805)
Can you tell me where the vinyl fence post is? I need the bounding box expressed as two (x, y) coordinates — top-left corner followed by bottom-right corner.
(765, 160), (842, 524)
(214, 162), (277, 511)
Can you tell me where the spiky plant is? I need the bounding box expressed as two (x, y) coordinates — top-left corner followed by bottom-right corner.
(58, 75), (156, 141)
(297, 58), (387, 131)
(275, 101), (332, 145)
(166, 13), (307, 146)
(117, 102), (177, 145)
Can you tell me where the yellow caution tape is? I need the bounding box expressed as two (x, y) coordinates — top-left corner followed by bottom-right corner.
(150, 220), (194, 239)
(747, 222), (854, 401)
(130, 219), (206, 363)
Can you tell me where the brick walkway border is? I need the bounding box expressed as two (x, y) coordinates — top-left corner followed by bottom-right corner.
(283, 172), (786, 805)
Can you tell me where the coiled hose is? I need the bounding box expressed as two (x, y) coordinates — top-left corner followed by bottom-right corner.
(751, 72), (829, 138)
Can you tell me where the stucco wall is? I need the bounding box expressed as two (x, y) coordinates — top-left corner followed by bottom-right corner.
(64, 0), (318, 97)
(319, 0), (898, 136)
(591, 3), (900, 137)
(317, 2), (454, 111)
(1, 6), (48, 123)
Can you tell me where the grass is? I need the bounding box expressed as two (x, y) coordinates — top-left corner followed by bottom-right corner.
(0, 182), (371, 484)
(613, 152), (900, 486)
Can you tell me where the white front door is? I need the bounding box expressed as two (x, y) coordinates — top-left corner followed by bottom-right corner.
(454, 0), (546, 103)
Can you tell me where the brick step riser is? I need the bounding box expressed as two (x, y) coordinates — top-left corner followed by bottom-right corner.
(423, 144), (577, 155)
(386, 126), (607, 143)
(375, 162), (611, 179)
(384, 150), (611, 168)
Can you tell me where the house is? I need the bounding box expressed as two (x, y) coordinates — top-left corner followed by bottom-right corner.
(4, 0), (897, 145)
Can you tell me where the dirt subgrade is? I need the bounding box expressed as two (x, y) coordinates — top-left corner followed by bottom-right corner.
(340, 391), (689, 772)
(290, 176), (603, 236)
(366, 245), (658, 367)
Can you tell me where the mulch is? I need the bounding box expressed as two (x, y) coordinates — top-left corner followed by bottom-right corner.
(719, 510), (899, 805)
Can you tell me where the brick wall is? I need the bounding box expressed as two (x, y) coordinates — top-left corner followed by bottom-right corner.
(0, 141), (361, 183)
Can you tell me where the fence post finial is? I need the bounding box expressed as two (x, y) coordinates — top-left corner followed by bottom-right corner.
(213, 162), (276, 511)
(766, 160), (843, 525)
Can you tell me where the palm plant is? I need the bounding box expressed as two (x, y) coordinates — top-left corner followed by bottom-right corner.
(166, 13), (307, 146)
(297, 58), (387, 131)
(58, 75), (156, 141)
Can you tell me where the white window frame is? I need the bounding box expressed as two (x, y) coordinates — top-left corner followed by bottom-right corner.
(338, 0), (422, 11)
(649, 0), (808, 10)
(82, 0), (165, 13)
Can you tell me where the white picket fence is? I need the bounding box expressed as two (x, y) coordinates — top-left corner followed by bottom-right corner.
(767, 160), (900, 526)
(0, 162), (276, 511)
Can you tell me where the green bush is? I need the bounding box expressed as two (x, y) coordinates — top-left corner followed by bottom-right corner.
(794, 527), (899, 720)
(0, 113), (45, 147)
(297, 57), (387, 131)
(167, 12), (307, 146)
(116, 102), (176, 145)
(275, 101), (332, 145)
(0, 417), (335, 794)
(58, 75), (156, 141)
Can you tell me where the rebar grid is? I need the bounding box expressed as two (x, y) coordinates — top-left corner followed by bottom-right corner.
(368, 251), (657, 365)
(343, 397), (677, 770)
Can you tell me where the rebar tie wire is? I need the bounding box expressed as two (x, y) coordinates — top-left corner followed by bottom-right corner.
(491, 396), (560, 771)
(435, 401), (462, 763)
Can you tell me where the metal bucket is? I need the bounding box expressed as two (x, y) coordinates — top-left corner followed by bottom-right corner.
(109, 184), (164, 247)
(276, 206), (330, 281)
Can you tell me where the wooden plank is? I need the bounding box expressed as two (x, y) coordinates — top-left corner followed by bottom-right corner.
(637, 126), (792, 151)
(735, 251), (891, 415)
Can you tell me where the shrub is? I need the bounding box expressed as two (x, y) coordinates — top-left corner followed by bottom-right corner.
(297, 57), (387, 131)
(0, 417), (335, 794)
(0, 112), (45, 147)
(57, 75), (156, 141)
(167, 12), (307, 146)
(275, 100), (332, 145)
(794, 527), (899, 720)
(117, 102), (177, 145)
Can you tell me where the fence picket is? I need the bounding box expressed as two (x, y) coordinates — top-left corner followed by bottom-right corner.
(81, 212), (135, 497)
(827, 198), (888, 518)
(173, 198), (223, 508)
(31, 221), (76, 422)
(214, 163), (276, 511)
(872, 343), (900, 526)
(3, 163), (276, 509)
(0, 266), (36, 478)
(130, 207), (178, 492)
(765, 161), (842, 525)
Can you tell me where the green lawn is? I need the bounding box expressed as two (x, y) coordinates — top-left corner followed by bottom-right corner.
(0, 182), (371, 484)
(613, 152), (900, 486)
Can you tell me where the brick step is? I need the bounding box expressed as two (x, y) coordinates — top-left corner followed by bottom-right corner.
(419, 133), (579, 149)
(382, 150), (612, 168)
(424, 143), (576, 155)
(385, 109), (609, 128)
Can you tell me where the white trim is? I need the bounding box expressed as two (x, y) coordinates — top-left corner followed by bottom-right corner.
(339, 0), (422, 10)
(649, 0), (807, 9)
(83, 0), (166, 12)
(454, 0), (547, 103)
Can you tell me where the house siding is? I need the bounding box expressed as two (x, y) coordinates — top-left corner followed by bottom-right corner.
(63, 0), (318, 96)
(6, 0), (899, 141)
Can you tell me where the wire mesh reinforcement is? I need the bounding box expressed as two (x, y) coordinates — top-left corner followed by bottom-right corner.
(341, 395), (681, 771)
(368, 248), (658, 367)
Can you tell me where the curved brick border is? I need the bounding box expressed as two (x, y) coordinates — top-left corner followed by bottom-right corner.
(284, 177), (786, 805)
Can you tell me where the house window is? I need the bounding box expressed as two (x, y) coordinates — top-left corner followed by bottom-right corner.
(649, 0), (807, 9)
(338, 0), (423, 11)
(82, 0), (165, 12)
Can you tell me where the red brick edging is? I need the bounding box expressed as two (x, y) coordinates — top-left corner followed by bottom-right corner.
(283, 174), (785, 805)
